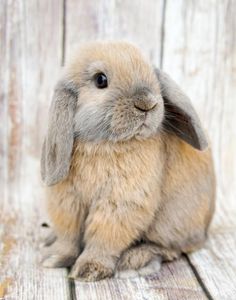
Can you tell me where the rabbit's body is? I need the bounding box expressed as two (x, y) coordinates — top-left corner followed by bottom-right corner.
(41, 41), (215, 281)
(48, 137), (163, 242)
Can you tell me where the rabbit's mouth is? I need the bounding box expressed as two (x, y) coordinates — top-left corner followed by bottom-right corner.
(135, 123), (154, 139)
(139, 122), (152, 132)
(73, 94), (163, 142)
(134, 105), (164, 139)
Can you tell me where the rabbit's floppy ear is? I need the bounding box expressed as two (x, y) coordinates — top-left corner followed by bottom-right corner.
(41, 79), (78, 186)
(155, 69), (208, 150)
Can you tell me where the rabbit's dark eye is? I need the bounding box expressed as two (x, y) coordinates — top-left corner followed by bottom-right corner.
(94, 73), (108, 89)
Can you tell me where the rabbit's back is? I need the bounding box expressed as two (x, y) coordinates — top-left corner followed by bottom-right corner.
(146, 133), (215, 253)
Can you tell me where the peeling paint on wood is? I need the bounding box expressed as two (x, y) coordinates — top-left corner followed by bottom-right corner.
(0, 278), (13, 299)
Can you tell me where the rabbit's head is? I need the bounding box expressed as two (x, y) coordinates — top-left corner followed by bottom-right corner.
(41, 41), (208, 186)
(67, 42), (164, 142)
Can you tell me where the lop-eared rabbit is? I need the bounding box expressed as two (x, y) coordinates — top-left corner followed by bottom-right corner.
(41, 41), (215, 281)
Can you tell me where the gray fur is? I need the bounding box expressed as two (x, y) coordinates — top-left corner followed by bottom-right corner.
(74, 89), (159, 143)
(41, 80), (78, 186)
(74, 100), (114, 142)
(155, 69), (208, 150)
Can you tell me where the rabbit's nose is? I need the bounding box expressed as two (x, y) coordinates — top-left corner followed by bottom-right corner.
(134, 97), (157, 112)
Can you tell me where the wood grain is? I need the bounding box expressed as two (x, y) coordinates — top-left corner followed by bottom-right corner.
(0, 0), (8, 212)
(65, 0), (164, 67)
(0, 1), (71, 299)
(189, 231), (236, 300)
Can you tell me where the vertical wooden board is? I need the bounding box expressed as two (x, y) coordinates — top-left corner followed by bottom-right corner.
(4, 0), (24, 211)
(162, 0), (236, 229)
(0, 0), (8, 210)
(65, 0), (164, 66)
(163, 1), (236, 299)
(0, 1), (71, 299)
(75, 258), (207, 300)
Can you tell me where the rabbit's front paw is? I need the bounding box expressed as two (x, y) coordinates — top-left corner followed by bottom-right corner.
(41, 252), (77, 268)
(41, 239), (79, 268)
(69, 258), (114, 281)
(40, 230), (57, 248)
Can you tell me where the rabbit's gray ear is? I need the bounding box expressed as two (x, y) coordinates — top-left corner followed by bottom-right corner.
(41, 80), (78, 186)
(155, 69), (208, 150)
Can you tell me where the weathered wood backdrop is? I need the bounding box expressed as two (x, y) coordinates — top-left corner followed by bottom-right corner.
(0, 0), (236, 299)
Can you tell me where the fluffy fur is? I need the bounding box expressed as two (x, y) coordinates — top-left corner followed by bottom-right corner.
(41, 41), (215, 281)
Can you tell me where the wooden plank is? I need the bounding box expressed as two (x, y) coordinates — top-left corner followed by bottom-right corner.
(163, 0), (236, 225)
(189, 232), (236, 299)
(65, 0), (164, 67)
(0, 1), (72, 299)
(0, 212), (71, 300)
(163, 1), (236, 299)
(0, 0), (8, 212)
(65, 1), (208, 299)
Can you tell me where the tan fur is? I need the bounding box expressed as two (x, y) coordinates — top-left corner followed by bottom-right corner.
(145, 134), (215, 253)
(41, 41), (215, 281)
(44, 134), (215, 279)
(117, 243), (178, 272)
(47, 137), (164, 259)
(68, 41), (158, 90)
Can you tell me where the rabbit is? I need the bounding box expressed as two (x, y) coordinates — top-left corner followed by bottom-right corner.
(40, 41), (215, 281)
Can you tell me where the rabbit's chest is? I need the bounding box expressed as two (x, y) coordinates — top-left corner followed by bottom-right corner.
(70, 139), (163, 205)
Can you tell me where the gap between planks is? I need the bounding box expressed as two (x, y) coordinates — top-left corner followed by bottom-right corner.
(68, 278), (77, 300)
(184, 254), (214, 300)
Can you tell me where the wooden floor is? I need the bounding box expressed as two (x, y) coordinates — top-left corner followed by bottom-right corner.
(1, 1), (236, 299)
